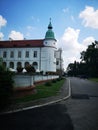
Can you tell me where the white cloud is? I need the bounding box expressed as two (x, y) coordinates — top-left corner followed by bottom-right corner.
(0, 15), (7, 28)
(9, 30), (24, 40)
(58, 27), (94, 69)
(79, 6), (98, 29)
(0, 32), (4, 40)
(82, 36), (95, 47)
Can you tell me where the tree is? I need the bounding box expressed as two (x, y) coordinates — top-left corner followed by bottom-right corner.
(67, 41), (98, 78)
(25, 65), (36, 73)
(0, 65), (14, 110)
(80, 41), (98, 77)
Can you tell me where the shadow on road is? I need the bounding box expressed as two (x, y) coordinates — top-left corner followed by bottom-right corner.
(0, 103), (74, 130)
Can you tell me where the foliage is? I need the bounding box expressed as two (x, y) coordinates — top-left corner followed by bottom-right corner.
(40, 71), (43, 75)
(44, 81), (52, 86)
(45, 71), (58, 75)
(52, 79), (57, 83)
(67, 41), (98, 78)
(0, 65), (14, 110)
(16, 66), (23, 73)
(89, 78), (98, 82)
(25, 65), (36, 73)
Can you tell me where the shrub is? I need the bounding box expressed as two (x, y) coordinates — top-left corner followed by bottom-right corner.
(25, 65), (36, 73)
(17, 66), (23, 73)
(44, 82), (52, 86)
(0, 65), (14, 110)
(40, 71), (43, 75)
(52, 79), (57, 83)
(56, 78), (62, 81)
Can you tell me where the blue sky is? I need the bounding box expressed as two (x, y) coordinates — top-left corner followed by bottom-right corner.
(0, 0), (98, 69)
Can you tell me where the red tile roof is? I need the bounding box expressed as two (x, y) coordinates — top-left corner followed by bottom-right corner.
(0, 39), (44, 48)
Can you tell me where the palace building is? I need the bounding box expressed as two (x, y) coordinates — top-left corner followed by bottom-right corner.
(0, 20), (63, 73)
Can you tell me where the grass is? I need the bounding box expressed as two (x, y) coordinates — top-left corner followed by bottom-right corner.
(15, 78), (65, 103)
(89, 78), (98, 82)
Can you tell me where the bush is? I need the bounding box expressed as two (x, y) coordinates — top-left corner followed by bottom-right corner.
(56, 78), (63, 81)
(52, 79), (57, 83)
(25, 65), (36, 73)
(44, 82), (52, 86)
(40, 71), (43, 75)
(17, 66), (23, 73)
(0, 65), (14, 110)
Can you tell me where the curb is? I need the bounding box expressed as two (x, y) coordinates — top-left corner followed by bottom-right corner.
(0, 79), (71, 115)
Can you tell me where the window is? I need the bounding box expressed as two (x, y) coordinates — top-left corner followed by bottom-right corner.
(9, 62), (14, 68)
(3, 62), (6, 67)
(56, 61), (59, 65)
(3, 51), (7, 58)
(54, 51), (56, 58)
(34, 51), (37, 58)
(18, 51), (21, 58)
(33, 62), (38, 69)
(25, 51), (29, 58)
(24, 62), (29, 67)
(10, 51), (14, 58)
(17, 62), (22, 67)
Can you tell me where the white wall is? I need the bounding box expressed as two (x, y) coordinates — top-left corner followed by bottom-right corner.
(14, 75), (34, 87)
(13, 74), (59, 88)
(0, 46), (57, 73)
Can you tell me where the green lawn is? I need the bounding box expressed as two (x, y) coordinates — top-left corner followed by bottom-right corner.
(89, 78), (98, 82)
(15, 78), (65, 103)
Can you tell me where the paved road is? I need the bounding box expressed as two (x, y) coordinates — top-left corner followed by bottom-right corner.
(0, 77), (98, 130)
(63, 77), (98, 130)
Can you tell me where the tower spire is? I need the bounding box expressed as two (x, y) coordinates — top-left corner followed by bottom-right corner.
(48, 18), (52, 29)
(45, 19), (56, 40)
(50, 17), (51, 22)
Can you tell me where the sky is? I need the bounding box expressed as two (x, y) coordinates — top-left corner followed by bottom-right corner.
(0, 0), (98, 70)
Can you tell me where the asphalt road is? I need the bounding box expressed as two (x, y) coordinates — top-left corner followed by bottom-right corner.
(0, 77), (98, 130)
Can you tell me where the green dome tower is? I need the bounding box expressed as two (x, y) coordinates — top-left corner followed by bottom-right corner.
(43, 19), (57, 73)
(44, 19), (57, 48)
(45, 19), (56, 40)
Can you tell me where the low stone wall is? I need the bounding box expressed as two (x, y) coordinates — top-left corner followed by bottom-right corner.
(14, 75), (34, 88)
(34, 75), (59, 82)
(13, 74), (59, 91)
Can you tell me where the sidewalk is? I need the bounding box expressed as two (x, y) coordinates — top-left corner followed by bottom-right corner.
(1, 78), (71, 114)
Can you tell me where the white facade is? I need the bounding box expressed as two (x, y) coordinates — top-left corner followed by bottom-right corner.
(0, 46), (57, 73)
(55, 48), (63, 70)
(0, 21), (61, 73)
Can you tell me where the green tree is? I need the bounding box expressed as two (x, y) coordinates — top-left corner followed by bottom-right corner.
(0, 65), (14, 110)
(80, 41), (98, 77)
(67, 41), (98, 78)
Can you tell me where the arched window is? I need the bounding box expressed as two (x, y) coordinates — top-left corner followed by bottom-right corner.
(33, 62), (38, 69)
(3, 62), (6, 68)
(17, 62), (22, 67)
(24, 62), (29, 67)
(9, 62), (14, 68)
